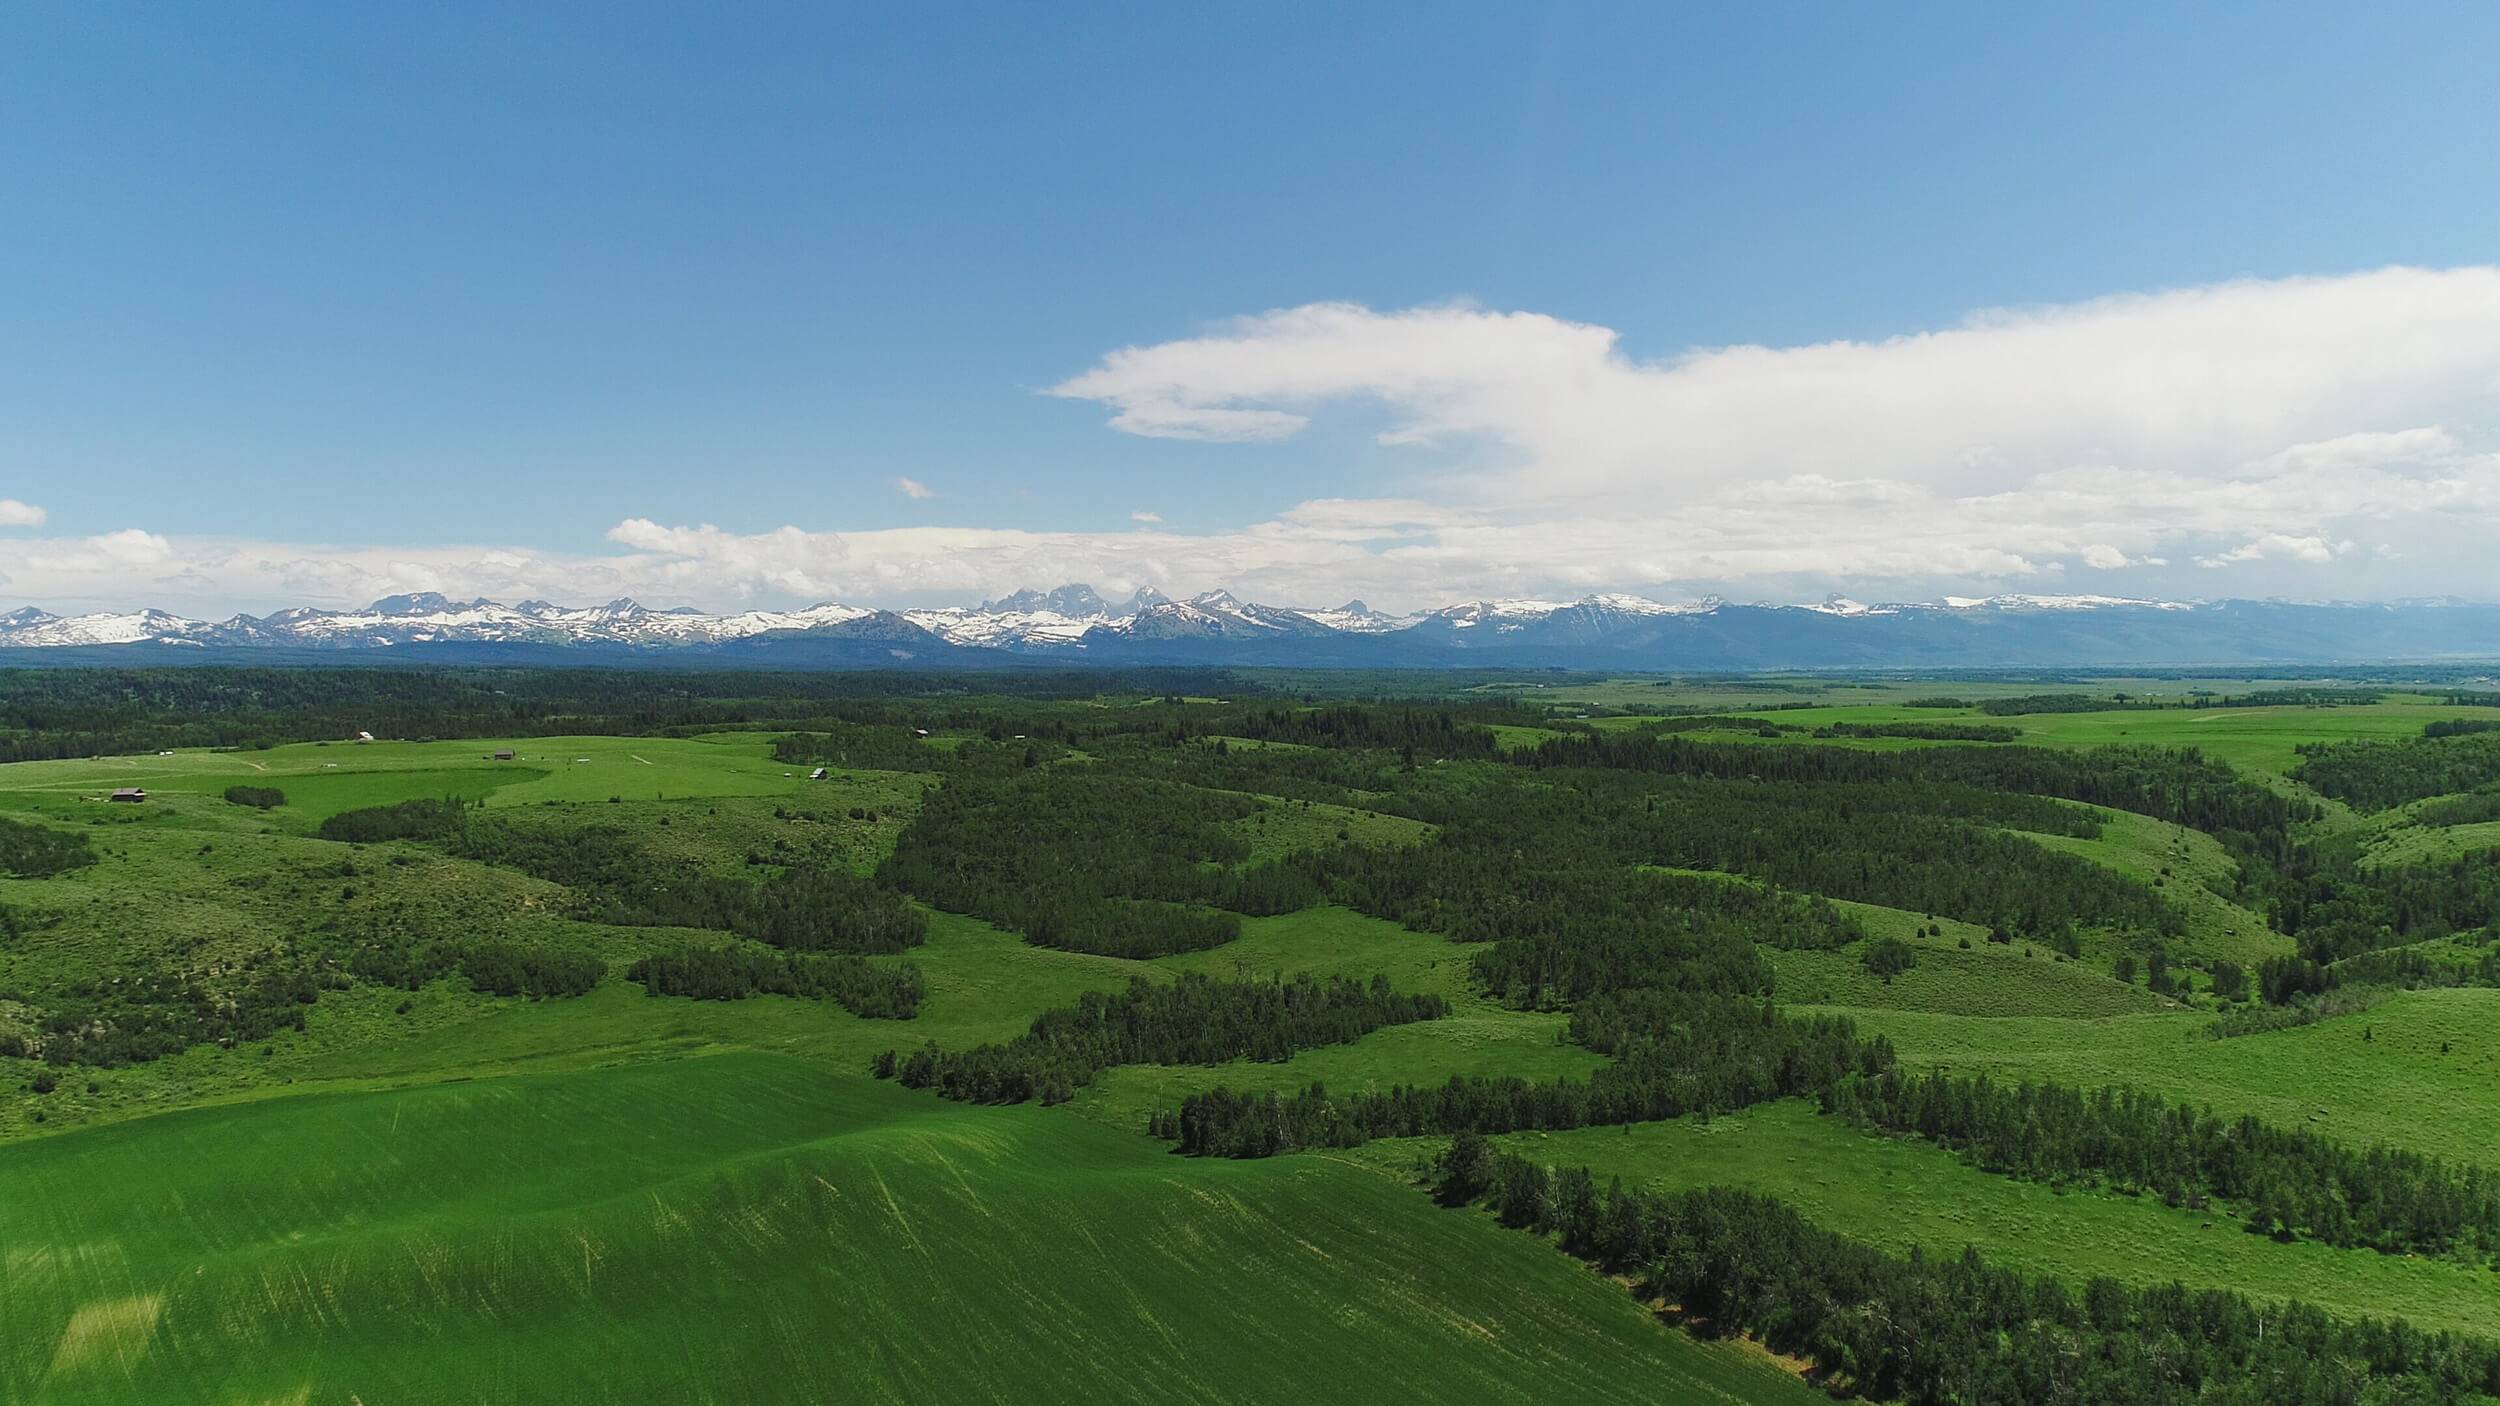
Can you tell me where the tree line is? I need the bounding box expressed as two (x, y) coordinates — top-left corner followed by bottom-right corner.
(1822, 1067), (2500, 1261)
(877, 972), (1444, 1106)
(1159, 991), (1889, 1156)
(626, 946), (922, 1018)
(1433, 1138), (2500, 1405)
(2293, 730), (2500, 812)
(1813, 720), (2023, 742)
(0, 665), (1277, 762)
(1519, 733), (2305, 852)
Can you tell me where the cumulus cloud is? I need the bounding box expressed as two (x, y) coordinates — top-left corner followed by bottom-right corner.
(2198, 534), (2343, 568)
(894, 477), (936, 500)
(0, 500), (44, 528)
(10, 267), (2500, 616)
(1040, 266), (2500, 602)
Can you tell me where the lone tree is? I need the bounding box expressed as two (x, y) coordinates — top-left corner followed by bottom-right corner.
(1861, 935), (1916, 982)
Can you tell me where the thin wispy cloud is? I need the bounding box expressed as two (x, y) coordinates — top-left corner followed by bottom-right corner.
(894, 477), (936, 500)
(1129, 511), (1162, 524)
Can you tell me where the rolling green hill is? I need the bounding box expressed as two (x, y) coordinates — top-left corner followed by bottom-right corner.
(2, 1053), (1817, 1406)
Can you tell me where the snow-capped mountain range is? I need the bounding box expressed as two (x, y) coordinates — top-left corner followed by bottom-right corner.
(0, 588), (2492, 667)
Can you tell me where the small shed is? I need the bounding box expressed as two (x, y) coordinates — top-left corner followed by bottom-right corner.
(109, 787), (147, 803)
(492, 749), (516, 761)
(809, 767), (828, 780)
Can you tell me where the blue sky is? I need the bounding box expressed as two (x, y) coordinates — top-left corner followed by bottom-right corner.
(4, 2), (2498, 613)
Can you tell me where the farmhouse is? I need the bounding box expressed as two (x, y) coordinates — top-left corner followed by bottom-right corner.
(109, 788), (146, 803)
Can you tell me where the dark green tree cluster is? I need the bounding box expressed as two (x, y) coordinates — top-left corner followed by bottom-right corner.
(2269, 845), (2500, 964)
(1205, 704), (1507, 757)
(345, 813), (931, 955)
(772, 721), (946, 771)
(342, 934), (605, 1000)
(222, 784), (286, 808)
(1859, 934), (1917, 979)
(2, 962), (317, 1066)
(1321, 770), (2172, 954)
(2413, 787), (2500, 827)
(1813, 720), (2022, 742)
(0, 816), (97, 878)
(1435, 1140), (2500, 1405)
(2293, 730), (2500, 811)
(879, 770), (1319, 956)
(878, 972), (1443, 1105)
(0, 665), (1268, 761)
(772, 722), (1071, 776)
(604, 867), (929, 954)
(625, 946), (922, 1018)
(1163, 992), (1889, 1156)
(2424, 718), (2500, 739)
(316, 797), (473, 843)
(454, 941), (604, 999)
(1300, 842), (1822, 1006)
(1631, 715), (1800, 737)
(1520, 733), (2301, 853)
(1823, 1068), (2500, 1259)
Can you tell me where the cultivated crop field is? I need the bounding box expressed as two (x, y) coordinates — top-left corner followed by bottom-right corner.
(6, 668), (2500, 1403)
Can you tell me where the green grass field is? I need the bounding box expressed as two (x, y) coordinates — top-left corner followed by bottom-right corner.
(2, 1053), (1819, 1406)
(1348, 1099), (2500, 1339)
(14, 689), (2500, 1403)
(1837, 987), (2500, 1172)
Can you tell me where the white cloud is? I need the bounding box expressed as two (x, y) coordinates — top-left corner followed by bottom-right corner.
(0, 500), (44, 528)
(2198, 533), (2342, 568)
(23, 528), (177, 573)
(10, 268), (2500, 616)
(894, 477), (936, 500)
(1129, 510), (1163, 524)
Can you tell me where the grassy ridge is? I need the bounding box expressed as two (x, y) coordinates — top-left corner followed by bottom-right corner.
(1, 1053), (1819, 1406)
(1838, 987), (2500, 1172)
(1347, 1100), (2500, 1339)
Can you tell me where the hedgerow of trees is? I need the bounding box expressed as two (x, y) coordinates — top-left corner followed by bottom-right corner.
(1160, 991), (1891, 1156)
(878, 972), (1445, 1105)
(1823, 1068), (2500, 1261)
(1434, 1139), (2500, 1405)
(626, 946), (922, 1018)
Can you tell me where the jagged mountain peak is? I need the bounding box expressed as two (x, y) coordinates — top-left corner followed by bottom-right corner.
(980, 583), (1115, 618)
(365, 592), (497, 617)
(0, 589), (2484, 668)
